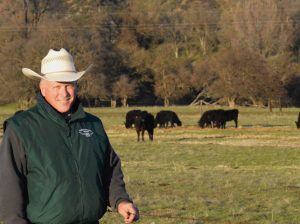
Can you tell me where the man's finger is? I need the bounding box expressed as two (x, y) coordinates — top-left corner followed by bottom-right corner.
(125, 211), (138, 223)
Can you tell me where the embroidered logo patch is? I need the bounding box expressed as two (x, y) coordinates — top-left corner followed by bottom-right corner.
(78, 129), (93, 137)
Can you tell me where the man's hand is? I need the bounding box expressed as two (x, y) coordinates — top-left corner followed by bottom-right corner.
(117, 201), (139, 223)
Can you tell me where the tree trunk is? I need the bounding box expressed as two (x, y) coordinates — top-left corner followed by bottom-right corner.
(200, 36), (206, 56)
(174, 45), (178, 59)
(23, 0), (29, 38)
(227, 97), (235, 108)
(111, 99), (116, 108)
(249, 96), (258, 106)
(199, 100), (203, 115)
(189, 89), (206, 105)
(164, 97), (169, 107)
(32, 0), (49, 25)
(122, 97), (127, 107)
(279, 98), (282, 112)
(268, 98), (272, 112)
(94, 98), (99, 107)
(86, 98), (91, 108)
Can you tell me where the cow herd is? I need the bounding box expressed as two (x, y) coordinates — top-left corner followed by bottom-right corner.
(125, 109), (182, 142)
(3, 108), (300, 142)
(125, 109), (239, 141)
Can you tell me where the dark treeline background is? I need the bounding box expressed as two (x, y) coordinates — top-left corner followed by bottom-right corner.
(0, 0), (300, 108)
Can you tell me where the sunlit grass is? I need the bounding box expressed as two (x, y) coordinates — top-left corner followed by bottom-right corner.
(1, 105), (300, 223)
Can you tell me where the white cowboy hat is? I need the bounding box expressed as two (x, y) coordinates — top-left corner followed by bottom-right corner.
(22, 48), (92, 82)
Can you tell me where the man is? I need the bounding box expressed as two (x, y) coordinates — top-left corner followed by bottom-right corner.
(0, 48), (139, 224)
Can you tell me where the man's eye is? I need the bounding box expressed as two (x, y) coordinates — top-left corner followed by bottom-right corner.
(67, 85), (75, 89)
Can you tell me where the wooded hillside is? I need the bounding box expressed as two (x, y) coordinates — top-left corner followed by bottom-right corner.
(0, 0), (300, 107)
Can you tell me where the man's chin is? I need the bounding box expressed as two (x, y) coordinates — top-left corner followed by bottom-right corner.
(55, 104), (72, 113)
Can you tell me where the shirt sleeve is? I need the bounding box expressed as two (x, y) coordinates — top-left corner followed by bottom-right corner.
(0, 126), (29, 224)
(104, 143), (133, 211)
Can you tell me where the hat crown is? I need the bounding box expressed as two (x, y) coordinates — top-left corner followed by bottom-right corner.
(22, 48), (92, 82)
(41, 48), (76, 75)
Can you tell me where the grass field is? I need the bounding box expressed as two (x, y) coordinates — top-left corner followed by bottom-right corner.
(1, 105), (300, 224)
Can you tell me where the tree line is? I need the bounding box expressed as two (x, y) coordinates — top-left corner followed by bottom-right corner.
(0, 0), (300, 108)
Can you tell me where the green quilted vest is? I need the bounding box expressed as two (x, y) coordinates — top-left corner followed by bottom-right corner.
(9, 97), (109, 224)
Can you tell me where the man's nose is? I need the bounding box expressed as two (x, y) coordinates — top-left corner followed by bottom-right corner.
(61, 86), (70, 96)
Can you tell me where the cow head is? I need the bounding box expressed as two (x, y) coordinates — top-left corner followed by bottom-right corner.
(125, 121), (131, 129)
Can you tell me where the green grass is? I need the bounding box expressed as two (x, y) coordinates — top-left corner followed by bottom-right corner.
(1, 105), (300, 223)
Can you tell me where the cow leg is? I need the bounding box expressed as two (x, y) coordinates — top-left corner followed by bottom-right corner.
(136, 130), (140, 142)
(235, 119), (238, 128)
(141, 129), (145, 141)
(148, 130), (153, 141)
(148, 132), (153, 141)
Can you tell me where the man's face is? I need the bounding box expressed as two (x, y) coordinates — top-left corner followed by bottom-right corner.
(40, 80), (77, 113)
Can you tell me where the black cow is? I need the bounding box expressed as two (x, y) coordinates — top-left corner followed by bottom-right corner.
(198, 109), (239, 129)
(224, 109), (239, 128)
(2, 110), (24, 132)
(134, 111), (155, 141)
(198, 109), (226, 129)
(155, 110), (182, 128)
(125, 109), (142, 128)
(295, 112), (300, 129)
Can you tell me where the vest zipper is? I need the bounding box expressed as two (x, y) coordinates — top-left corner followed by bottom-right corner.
(67, 122), (84, 223)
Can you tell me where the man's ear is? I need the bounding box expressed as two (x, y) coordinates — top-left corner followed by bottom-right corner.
(74, 82), (78, 93)
(40, 80), (46, 97)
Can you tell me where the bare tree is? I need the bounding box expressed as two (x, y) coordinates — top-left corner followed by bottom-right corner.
(77, 73), (107, 107)
(0, 0), (108, 106)
(220, 0), (293, 58)
(112, 75), (138, 107)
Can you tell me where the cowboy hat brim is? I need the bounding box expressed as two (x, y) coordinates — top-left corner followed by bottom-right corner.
(22, 64), (93, 82)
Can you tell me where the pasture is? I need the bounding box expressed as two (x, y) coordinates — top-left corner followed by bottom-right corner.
(1, 105), (300, 224)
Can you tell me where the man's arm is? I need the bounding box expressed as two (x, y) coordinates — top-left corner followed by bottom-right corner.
(105, 144), (132, 209)
(104, 143), (139, 223)
(0, 126), (28, 224)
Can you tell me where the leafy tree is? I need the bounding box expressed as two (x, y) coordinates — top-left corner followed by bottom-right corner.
(115, 0), (219, 106)
(150, 44), (193, 106)
(206, 47), (285, 107)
